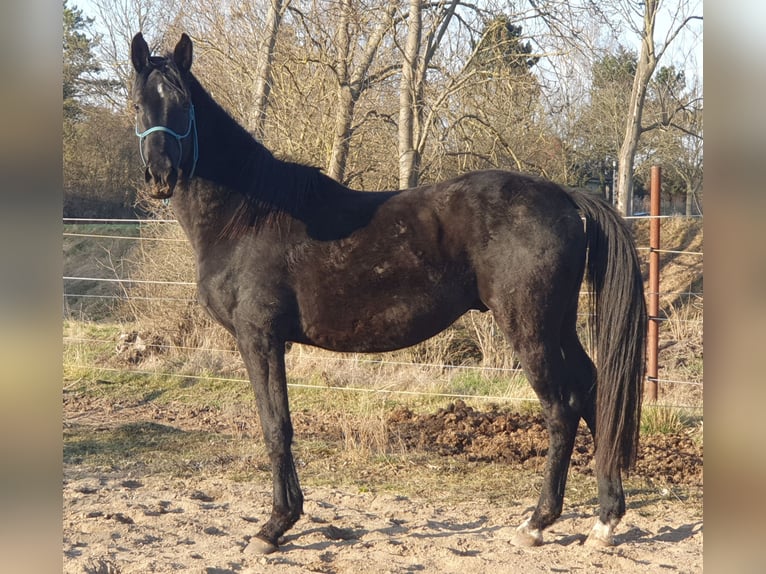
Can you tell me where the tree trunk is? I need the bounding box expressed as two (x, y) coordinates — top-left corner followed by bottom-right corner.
(615, 0), (659, 216)
(616, 75), (647, 215)
(685, 178), (702, 216)
(327, 0), (397, 183)
(685, 184), (693, 216)
(253, 0), (287, 141)
(397, 0), (460, 188)
(327, 0), (353, 182)
(328, 84), (357, 183)
(398, 0), (422, 189)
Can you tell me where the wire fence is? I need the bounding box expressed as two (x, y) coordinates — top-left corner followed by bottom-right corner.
(63, 214), (703, 410)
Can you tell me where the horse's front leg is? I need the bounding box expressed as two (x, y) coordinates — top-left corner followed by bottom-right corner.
(237, 333), (303, 554)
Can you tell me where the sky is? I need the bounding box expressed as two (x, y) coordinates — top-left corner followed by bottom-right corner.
(652, 0), (704, 81)
(74, 0), (704, 85)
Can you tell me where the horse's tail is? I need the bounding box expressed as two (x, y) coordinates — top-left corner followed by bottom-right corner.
(570, 190), (646, 476)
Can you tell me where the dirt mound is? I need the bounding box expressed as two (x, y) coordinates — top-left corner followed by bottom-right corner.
(387, 400), (703, 486)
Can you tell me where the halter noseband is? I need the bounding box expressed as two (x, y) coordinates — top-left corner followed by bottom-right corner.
(136, 104), (199, 179)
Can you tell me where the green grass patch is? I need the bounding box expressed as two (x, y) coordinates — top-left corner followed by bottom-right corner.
(640, 404), (700, 435)
(444, 371), (514, 397)
(64, 222), (142, 235)
(66, 366), (253, 409)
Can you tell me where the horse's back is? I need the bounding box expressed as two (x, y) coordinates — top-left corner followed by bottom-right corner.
(427, 169), (582, 245)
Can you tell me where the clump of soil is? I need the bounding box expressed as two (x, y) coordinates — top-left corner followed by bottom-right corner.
(387, 400), (703, 486)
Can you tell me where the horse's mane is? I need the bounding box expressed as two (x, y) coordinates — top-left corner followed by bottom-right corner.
(146, 53), (325, 238)
(217, 138), (325, 239)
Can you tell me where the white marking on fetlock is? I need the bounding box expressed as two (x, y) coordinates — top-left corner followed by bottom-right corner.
(585, 517), (619, 547)
(511, 517), (544, 547)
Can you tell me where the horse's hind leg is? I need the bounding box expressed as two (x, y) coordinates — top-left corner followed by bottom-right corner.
(497, 317), (580, 547)
(237, 332), (303, 554)
(562, 314), (626, 547)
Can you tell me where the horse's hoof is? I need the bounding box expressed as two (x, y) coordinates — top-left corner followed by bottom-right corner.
(244, 536), (279, 555)
(585, 518), (616, 548)
(511, 519), (543, 547)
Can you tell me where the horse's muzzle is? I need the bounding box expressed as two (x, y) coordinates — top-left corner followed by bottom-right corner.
(145, 165), (178, 199)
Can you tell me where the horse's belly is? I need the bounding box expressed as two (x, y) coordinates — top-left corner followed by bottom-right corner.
(297, 291), (472, 353)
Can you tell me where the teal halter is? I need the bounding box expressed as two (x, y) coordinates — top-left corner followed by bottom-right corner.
(136, 104), (198, 179)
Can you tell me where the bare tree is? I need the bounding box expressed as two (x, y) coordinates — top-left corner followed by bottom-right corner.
(434, 16), (560, 181)
(397, 0), (461, 189)
(325, 0), (398, 183)
(88, 0), (185, 107)
(180, 0), (265, 130)
(398, 0), (424, 189)
(641, 71), (703, 214)
(527, 0), (702, 214)
(81, 0), (701, 208)
(569, 47), (636, 196)
(179, 0), (301, 141)
(253, 0), (290, 140)
(606, 0), (702, 214)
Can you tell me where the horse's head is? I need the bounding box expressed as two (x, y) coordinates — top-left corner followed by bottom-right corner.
(130, 32), (198, 199)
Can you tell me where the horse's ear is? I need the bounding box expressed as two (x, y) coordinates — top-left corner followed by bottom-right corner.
(173, 33), (193, 73)
(131, 32), (150, 73)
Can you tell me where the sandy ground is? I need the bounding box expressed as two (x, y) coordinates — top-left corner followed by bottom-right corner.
(63, 471), (702, 574)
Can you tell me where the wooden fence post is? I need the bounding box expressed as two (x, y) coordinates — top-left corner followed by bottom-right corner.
(647, 166), (661, 402)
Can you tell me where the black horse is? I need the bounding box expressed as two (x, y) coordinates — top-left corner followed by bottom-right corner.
(130, 32), (646, 553)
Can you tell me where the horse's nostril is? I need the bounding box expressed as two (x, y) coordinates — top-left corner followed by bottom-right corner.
(145, 164), (175, 184)
(144, 164), (178, 199)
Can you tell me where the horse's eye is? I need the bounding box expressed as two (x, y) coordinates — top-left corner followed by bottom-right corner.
(133, 103), (140, 112)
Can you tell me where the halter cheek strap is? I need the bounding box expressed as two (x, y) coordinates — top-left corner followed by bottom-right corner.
(136, 104), (199, 179)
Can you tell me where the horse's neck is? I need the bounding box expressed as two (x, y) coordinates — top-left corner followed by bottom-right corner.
(179, 79), (311, 247)
(175, 85), (263, 246)
(171, 178), (234, 254)
(195, 114), (260, 186)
